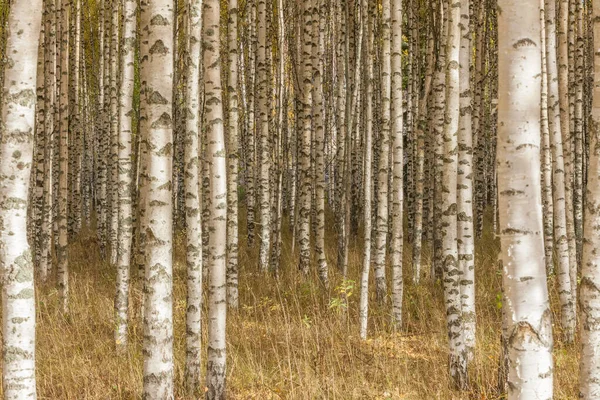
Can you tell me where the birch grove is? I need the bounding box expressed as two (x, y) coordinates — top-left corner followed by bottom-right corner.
(2, 0), (600, 397)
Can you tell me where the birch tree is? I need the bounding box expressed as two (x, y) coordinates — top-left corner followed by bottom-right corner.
(226, 0), (239, 309)
(40, 0), (56, 283)
(184, 0), (203, 393)
(458, 0), (475, 362)
(440, 0), (467, 388)
(269, 0), (286, 275)
(390, 0), (403, 327)
(579, 0), (600, 395)
(557, 0), (577, 310)
(432, 0), (448, 278)
(335, 0), (348, 275)
(57, 0), (70, 313)
(573, 0), (584, 263)
(298, 0), (313, 274)
(108, 0), (120, 266)
(68, 0), (81, 237)
(545, 0), (576, 343)
(0, 0), (44, 397)
(540, 0), (554, 275)
(313, 0), (327, 286)
(97, 0), (108, 256)
(203, 0), (228, 396)
(412, 31), (435, 282)
(114, 0), (137, 352)
(497, 0), (553, 397)
(359, 0), (373, 340)
(257, 0), (270, 271)
(140, 0), (175, 396)
(245, 1), (256, 247)
(374, 0), (391, 303)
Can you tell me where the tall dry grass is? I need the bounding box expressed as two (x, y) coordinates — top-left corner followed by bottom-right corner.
(0, 211), (579, 399)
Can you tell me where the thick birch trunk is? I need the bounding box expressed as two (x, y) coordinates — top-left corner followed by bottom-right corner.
(497, 0), (554, 396)
(0, 1), (43, 397)
(140, 0), (175, 396)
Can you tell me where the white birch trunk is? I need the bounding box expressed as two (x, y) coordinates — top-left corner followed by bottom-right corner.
(412, 32), (435, 282)
(257, 0), (271, 271)
(226, 0), (239, 308)
(57, 0), (70, 313)
(184, 0), (203, 392)
(298, 0), (313, 274)
(40, 0), (56, 283)
(108, 0), (120, 266)
(204, 0), (228, 396)
(441, 0), (466, 388)
(0, 1), (43, 397)
(141, 0), (175, 396)
(497, 0), (554, 396)
(114, 0), (137, 353)
(540, 0), (554, 275)
(390, 0), (404, 327)
(458, 0), (475, 362)
(579, 1), (600, 396)
(313, 0), (328, 286)
(374, 0), (391, 303)
(359, 0), (373, 340)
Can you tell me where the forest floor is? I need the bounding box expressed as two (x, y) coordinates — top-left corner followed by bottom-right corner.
(0, 211), (580, 399)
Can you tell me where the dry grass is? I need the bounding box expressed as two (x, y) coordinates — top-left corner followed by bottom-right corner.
(0, 212), (580, 399)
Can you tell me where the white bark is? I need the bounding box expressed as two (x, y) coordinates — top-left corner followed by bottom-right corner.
(412, 32), (434, 283)
(33, 25), (45, 267)
(184, 0), (203, 393)
(545, 0), (576, 343)
(298, 0), (313, 274)
(359, 0), (373, 340)
(335, 0), (348, 275)
(313, 0), (328, 286)
(40, 0), (56, 283)
(374, 0), (391, 303)
(57, 0), (70, 314)
(557, 0), (578, 324)
(114, 0), (137, 352)
(226, 0), (239, 308)
(203, 0), (228, 396)
(432, 0), (448, 278)
(269, 0), (286, 275)
(97, 0), (108, 255)
(458, 0), (475, 362)
(497, 0), (554, 397)
(540, 0), (554, 275)
(579, 1), (600, 396)
(245, 2), (257, 246)
(70, 0), (82, 236)
(108, 0), (120, 265)
(257, 0), (271, 271)
(141, 0), (175, 397)
(390, 0), (403, 328)
(441, 0), (466, 388)
(0, 0), (43, 397)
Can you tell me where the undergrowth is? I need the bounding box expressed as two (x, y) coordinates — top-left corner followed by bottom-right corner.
(0, 211), (579, 399)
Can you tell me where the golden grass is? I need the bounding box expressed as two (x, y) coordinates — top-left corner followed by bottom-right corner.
(0, 212), (580, 399)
